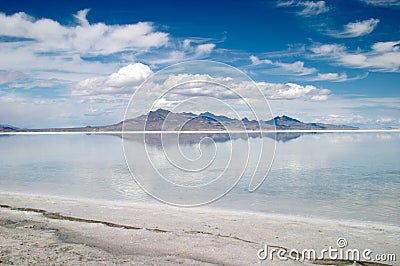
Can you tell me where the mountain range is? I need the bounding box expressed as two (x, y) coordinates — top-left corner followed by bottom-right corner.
(0, 109), (358, 132)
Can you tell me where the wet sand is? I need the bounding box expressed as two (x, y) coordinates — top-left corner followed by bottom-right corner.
(0, 192), (399, 265)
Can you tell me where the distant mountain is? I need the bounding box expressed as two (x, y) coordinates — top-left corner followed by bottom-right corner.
(268, 115), (357, 130)
(119, 109), (357, 131)
(0, 109), (358, 133)
(0, 124), (19, 132)
(199, 112), (235, 122)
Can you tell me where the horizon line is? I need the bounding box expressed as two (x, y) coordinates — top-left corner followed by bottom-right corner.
(1, 129), (400, 135)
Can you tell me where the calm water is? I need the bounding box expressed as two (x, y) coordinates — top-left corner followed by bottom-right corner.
(0, 133), (399, 226)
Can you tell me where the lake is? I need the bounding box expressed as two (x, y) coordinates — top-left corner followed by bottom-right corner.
(0, 132), (399, 226)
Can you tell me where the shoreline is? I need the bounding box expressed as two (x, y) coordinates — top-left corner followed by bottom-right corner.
(1, 191), (399, 230)
(1, 192), (399, 265)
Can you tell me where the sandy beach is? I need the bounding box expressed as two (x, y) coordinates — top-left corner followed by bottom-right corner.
(0, 192), (399, 265)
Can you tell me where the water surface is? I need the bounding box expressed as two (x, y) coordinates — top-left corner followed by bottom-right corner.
(0, 133), (399, 226)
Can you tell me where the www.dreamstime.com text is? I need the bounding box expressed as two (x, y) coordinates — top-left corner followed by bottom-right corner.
(257, 238), (396, 263)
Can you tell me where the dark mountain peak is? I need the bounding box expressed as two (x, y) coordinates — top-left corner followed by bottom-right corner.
(0, 124), (19, 132)
(200, 111), (214, 117)
(148, 108), (171, 120)
(182, 111), (196, 117)
(241, 117), (257, 123)
(150, 108), (170, 115)
(0, 124), (19, 130)
(274, 115), (301, 123)
(199, 112), (233, 122)
(271, 115), (307, 129)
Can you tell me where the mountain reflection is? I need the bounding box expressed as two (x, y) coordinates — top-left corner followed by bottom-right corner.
(119, 132), (305, 145)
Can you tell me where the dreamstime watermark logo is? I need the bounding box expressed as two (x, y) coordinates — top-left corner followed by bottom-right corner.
(257, 237), (397, 263)
(122, 60), (276, 206)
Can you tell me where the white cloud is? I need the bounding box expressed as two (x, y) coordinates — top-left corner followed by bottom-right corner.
(125, 73), (333, 123)
(182, 39), (217, 57)
(249, 55), (316, 75)
(278, 1), (329, 16)
(310, 44), (345, 55)
(10, 78), (68, 89)
(144, 51), (187, 65)
(325, 114), (369, 125)
(276, 61), (317, 75)
(140, 39), (217, 65)
(343, 18), (379, 37)
(298, 1), (329, 16)
(0, 10), (169, 55)
(195, 43), (216, 56)
(376, 117), (394, 123)
(0, 71), (25, 84)
(310, 72), (348, 81)
(105, 63), (152, 88)
(249, 55), (272, 65)
(258, 82), (330, 100)
(74, 9), (90, 27)
(277, 1), (296, 7)
(372, 41), (400, 52)
(311, 41), (400, 72)
(330, 18), (379, 38)
(0, 10), (168, 82)
(360, 0), (400, 7)
(145, 73), (331, 102)
(73, 63), (153, 95)
(308, 72), (367, 82)
(0, 10), (221, 86)
(3, 72), (398, 128)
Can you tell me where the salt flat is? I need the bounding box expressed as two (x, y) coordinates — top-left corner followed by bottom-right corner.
(0, 192), (398, 265)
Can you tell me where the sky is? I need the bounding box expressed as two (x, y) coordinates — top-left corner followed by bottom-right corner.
(0, 0), (399, 128)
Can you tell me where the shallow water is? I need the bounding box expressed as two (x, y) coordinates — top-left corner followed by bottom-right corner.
(0, 133), (399, 226)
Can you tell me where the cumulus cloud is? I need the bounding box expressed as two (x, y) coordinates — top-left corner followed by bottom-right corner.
(105, 64), (153, 88)
(0, 9), (169, 56)
(258, 82), (330, 100)
(330, 18), (379, 38)
(0, 10), (221, 84)
(0, 9), (169, 83)
(311, 41), (400, 72)
(73, 63), (153, 95)
(278, 1), (329, 16)
(250, 55), (316, 75)
(139, 73), (331, 102)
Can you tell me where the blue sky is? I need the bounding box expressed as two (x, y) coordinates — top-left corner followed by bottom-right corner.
(0, 0), (399, 128)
